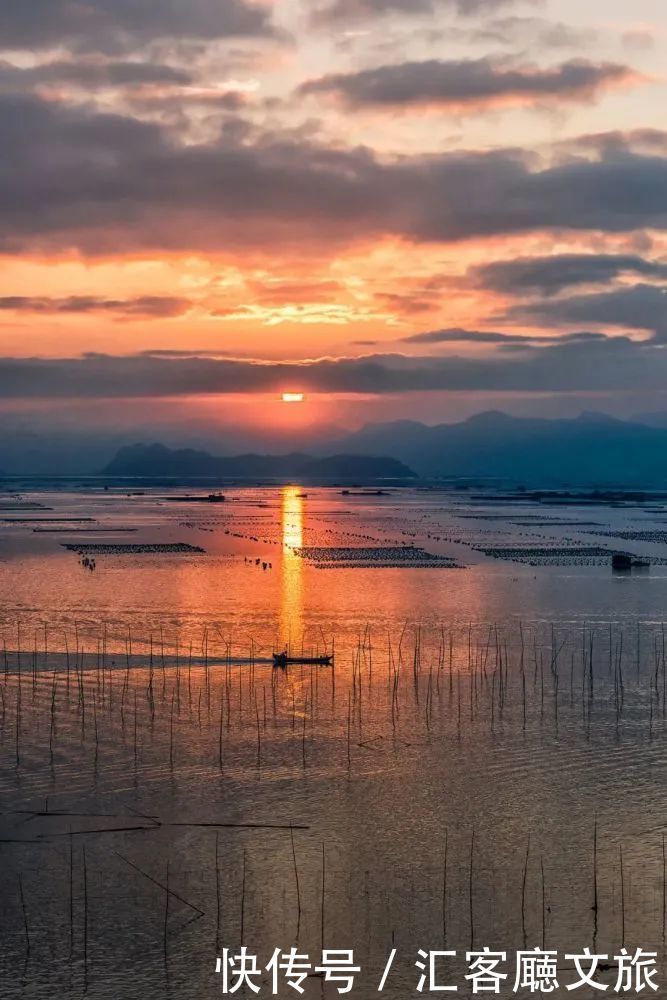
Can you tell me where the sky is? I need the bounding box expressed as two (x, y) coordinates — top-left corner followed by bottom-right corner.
(3, 0), (667, 462)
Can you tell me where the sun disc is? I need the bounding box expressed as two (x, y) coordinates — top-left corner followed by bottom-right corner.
(282, 392), (304, 403)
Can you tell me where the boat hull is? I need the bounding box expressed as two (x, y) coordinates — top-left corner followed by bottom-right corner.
(273, 654), (333, 667)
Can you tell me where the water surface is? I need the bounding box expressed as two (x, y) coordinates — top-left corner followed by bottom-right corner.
(1, 485), (667, 998)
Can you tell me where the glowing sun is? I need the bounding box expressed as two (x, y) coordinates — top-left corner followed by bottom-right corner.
(282, 392), (304, 403)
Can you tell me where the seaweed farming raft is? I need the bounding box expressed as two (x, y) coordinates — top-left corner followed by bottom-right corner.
(291, 545), (460, 569)
(61, 542), (205, 554)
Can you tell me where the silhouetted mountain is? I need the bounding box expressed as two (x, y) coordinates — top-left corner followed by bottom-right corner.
(336, 412), (667, 486)
(633, 411), (667, 429)
(102, 444), (416, 480)
(574, 410), (625, 425)
(0, 419), (347, 476)
(13, 413), (667, 486)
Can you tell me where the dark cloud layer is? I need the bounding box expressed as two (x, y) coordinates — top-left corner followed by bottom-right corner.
(401, 327), (607, 345)
(403, 327), (538, 344)
(507, 284), (667, 338)
(0, 0), (275, 54)
(1, 337), (666, 399)
(0, 59), (193, 91)
(471, 254), (667, 295)
(300, 58), (632, 109)
(3, 95), (667, 254)
(0, 296), (190, 317)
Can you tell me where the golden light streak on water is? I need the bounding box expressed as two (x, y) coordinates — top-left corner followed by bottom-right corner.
(279, 486), (305, 653)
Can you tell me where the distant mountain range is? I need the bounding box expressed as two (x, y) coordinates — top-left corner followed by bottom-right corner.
(633, 411), (667, 428)
(5, 411), (667, 486)
(102, 444), (416, 480)
(332, 411), (667, 485)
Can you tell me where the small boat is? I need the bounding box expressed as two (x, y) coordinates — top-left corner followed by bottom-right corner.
(273, 652), (333, 668)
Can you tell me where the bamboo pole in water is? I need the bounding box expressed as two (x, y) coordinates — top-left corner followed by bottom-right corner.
(301, 697), (308, 768)
(592, 815), (599, 941)
(18, 873), (30, 955)
(321, 842), (326, 954)
(442, 829), (448, 945)
(15, 684), (21, 768)
(662, 833), (666, 941)
(290, 826), (301, 939)
(69, 826), (74, 963)
(163, 860), (170, 963)
(215, 833), (222, 952)
(218, 693), (224, 771)
(541, 856), (546, 949)
(169, 691), (175, 770)
(469, 827), (475, 951)
(619, 844), (625, 948)
(240, 848), (247, 945)
(521, 834), (530, 947)
(82, 844), (89, 988)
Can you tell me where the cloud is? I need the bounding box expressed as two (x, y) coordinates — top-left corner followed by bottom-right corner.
(402, 327), (608, 346)
(0, 0), (276, 54)
(0, 58), (255, 119)
(506, 284), (667, 338)
(0, 58), (193, 92)
(470, 254), (667, 295)
(622, 29), (655, 52)
(299, 58), (634, 111)
(0, 295), (190, 317)
(248, 279), (345, 306)
(403, 327), (539, 344)
(561, 129), (667, 158)
(471, 17), (593, 49)
(1, 337), (666, 399)
(311, 0), (534, 27)
(4, 94), (667, 255)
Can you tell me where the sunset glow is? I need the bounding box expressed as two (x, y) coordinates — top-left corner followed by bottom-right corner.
(1, 0), (667, 467)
